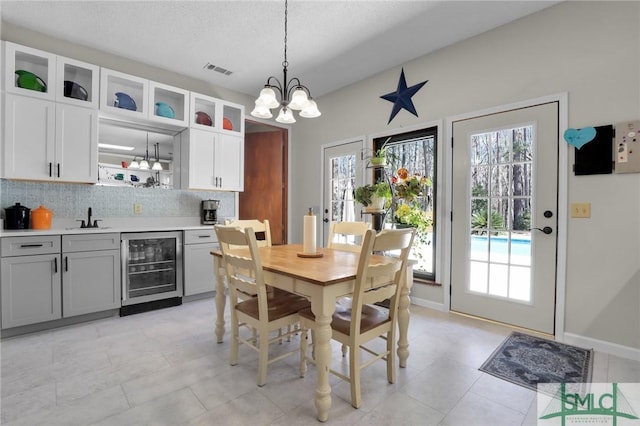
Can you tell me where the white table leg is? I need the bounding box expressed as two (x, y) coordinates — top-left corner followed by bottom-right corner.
(213, 255), (226, 343)
(310, 295), (335, 422)
(397, 262), (414, 368)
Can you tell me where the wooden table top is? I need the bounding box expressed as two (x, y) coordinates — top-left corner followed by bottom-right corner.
(212, 244), (391, 286)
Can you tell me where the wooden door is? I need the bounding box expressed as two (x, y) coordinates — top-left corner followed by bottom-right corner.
(240, 128), (288, 245)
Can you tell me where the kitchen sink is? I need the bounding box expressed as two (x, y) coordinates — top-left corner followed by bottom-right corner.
(65, 226), (112, 230)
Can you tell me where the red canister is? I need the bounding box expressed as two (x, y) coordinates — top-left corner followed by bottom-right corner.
(31, 205), (52, 230)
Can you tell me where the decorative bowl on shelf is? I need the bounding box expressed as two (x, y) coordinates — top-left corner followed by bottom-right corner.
(155, 102), (175, 118)
(64, 81), (88, 100)
(223, 117), (233, 130)
(114, 92), (137, 111)
(15, 70), (47, 92)
(195, 111), (213, 126)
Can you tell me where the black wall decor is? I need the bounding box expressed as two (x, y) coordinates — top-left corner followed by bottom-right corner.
(574, 124), (613, 175)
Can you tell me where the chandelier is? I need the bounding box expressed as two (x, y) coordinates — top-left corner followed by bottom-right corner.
(250, 0), (321, 124)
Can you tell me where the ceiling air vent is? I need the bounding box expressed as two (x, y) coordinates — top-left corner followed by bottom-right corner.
(203, 62), (233, 76)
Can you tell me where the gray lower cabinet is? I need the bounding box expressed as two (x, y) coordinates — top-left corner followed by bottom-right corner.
(62, 233), (121, 317)
(0, 233), (121, 329)
(183, 229), (218, 296)
(1, 235), (62, 328)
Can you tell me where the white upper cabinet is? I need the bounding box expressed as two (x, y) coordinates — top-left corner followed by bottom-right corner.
(219, 99), (244, 137)
(100, 68), (189, 130)
(56, 56), (100, 109)
(189, 92), (219, 132)
(189, 92), (245, 137)
(3, 42), (56, 101)
(149, 81), (189, 127)
(100, 68), (149, 120)
(3, 93), (98, 183)
(3, 42), (99, 109)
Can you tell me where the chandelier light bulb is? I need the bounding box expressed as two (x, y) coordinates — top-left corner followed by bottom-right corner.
(300, 98), (321, 118)
(256, 87), (279, 109)
(251, 103), (273, 119)
(276, 107), (296, 124)
(139, 159), (150, 170)
(288, 88), (309, 110)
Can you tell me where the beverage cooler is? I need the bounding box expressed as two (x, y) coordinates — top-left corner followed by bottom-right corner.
(121, 231), (183, 313)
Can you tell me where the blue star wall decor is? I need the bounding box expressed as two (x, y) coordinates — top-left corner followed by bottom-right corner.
(380, 68), (428, 124)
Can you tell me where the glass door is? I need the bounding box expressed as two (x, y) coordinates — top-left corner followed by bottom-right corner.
(122, 231), (183, 306)
(450, 102), (559, 334)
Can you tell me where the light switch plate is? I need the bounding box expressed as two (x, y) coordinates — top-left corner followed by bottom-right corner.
(571, 202), (590, 218)
(134, 203), (142, 214)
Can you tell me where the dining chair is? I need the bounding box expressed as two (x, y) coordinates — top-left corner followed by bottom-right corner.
(298, 227), (415, 408)
(215, 225), (311, 387)
(224, 219), (272, 247)
(326, 221), (371, 252)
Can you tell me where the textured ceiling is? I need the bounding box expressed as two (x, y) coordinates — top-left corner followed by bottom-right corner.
(0, 0), (561, 99)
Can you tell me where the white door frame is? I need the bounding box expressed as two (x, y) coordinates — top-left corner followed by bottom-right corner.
(443, 93), (568, 339)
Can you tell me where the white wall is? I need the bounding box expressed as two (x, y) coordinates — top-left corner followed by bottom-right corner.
(292, 1), (640, 352)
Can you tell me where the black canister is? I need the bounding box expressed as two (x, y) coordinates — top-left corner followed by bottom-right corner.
(4, 203), (31, 229)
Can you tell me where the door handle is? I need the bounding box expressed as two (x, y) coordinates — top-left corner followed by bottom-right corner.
(323, 218), (329, 223)
(532, 226), (553, 234)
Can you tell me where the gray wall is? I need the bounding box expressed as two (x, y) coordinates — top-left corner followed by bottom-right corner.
(290, 2), (640, 351)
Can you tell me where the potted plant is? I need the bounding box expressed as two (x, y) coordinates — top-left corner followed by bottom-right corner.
(368, 137), (394, 167)
(354, 181), (392, 212)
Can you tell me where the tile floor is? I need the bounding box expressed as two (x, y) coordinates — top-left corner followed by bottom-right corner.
(1, 298), (639, 425)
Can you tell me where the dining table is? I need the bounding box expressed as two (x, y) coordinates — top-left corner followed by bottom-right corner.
(210, 243), (414, 422)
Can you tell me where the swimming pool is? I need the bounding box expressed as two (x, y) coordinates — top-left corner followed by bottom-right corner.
(470, 235), (531, 262)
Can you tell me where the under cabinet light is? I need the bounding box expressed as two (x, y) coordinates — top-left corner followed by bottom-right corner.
(98, 143), (135, 151)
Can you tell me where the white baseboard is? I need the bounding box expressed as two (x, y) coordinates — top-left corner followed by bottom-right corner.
(562, 332), (640, 362)
(408, 298), (640, 362)
(410, 296), (445, 312)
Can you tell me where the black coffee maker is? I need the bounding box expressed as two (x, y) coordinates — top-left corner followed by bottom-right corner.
(201, 200), (219, 225)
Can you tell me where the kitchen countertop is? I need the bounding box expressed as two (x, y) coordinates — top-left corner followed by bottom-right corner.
(0, 216), (223, 237)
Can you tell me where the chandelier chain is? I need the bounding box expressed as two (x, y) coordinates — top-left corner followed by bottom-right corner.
(283, 0), (288, 68)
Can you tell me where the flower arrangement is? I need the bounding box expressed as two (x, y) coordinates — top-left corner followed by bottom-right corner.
(391, 167), (431, 202)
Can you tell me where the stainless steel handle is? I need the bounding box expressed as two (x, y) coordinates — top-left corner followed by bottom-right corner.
(20, 243), (43, 248)
(57, 163), (60, 178)
(53, 257), (58, 273)
(65, 256), (68, 272)
(198, 235), (211, 238)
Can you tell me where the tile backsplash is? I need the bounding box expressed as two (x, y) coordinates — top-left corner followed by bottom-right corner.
(0, 180), (235, 220)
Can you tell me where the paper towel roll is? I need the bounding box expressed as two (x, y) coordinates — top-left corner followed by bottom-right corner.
(303, 214), (317, 254)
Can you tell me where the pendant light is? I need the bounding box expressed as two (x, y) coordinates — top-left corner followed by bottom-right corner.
(139, 133), (150, 170)
(129, 157), (140, 169)
(250, 0), (321, 123)
(152, 142), (163, 171)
